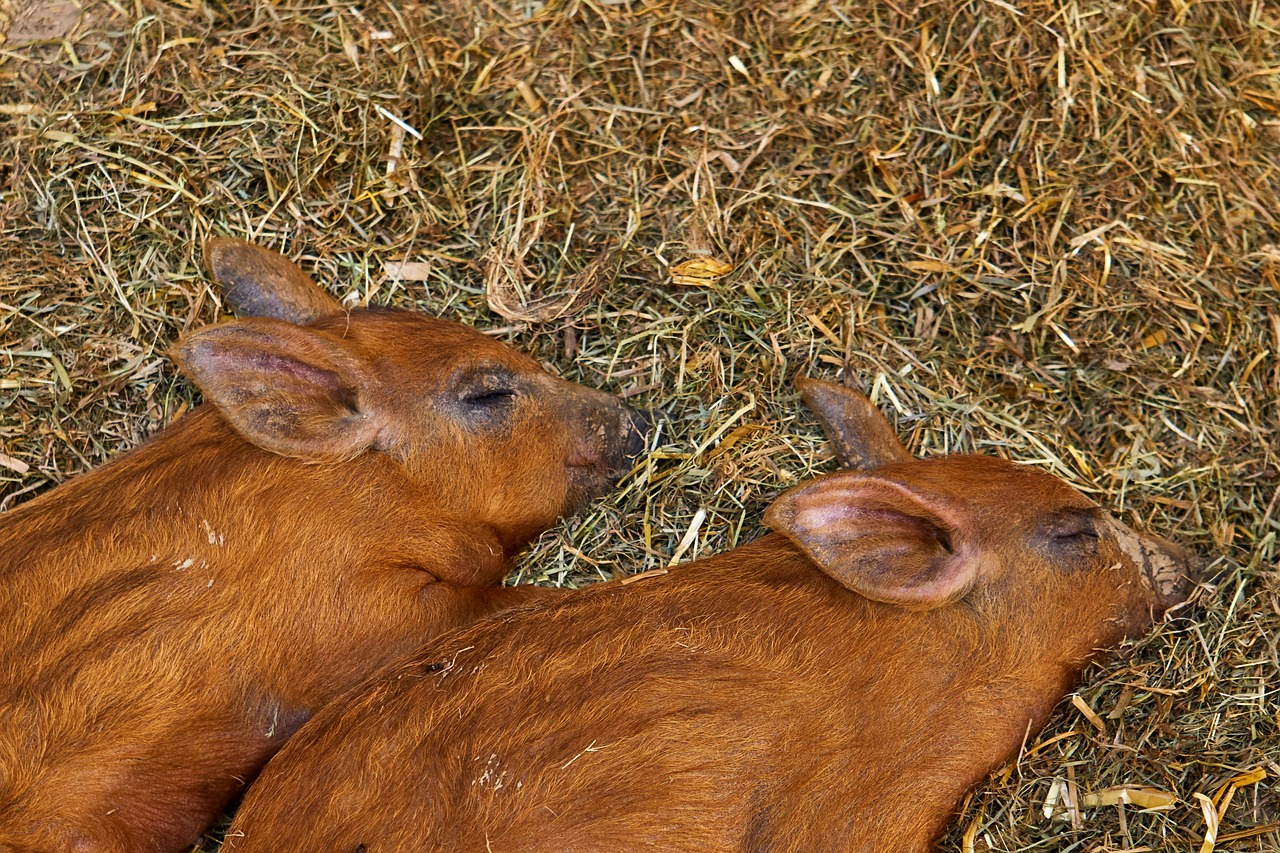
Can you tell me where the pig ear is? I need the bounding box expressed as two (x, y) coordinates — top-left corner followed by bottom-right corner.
(173, 318), (383, 461)
(204, 238), (344, 325)
(797, 377), (912, 470)
(764, 472), (978, 609)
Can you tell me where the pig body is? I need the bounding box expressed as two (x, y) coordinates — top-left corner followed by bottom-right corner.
(0, 241), (646, 853)
(225, 380), (1196, 852)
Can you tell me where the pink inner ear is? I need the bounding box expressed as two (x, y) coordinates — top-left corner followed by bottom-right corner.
(177, 319), (380, 460)
(766, 473), (979, 609)
(794, 504), (947, 546)
(240, 352), (344, 394)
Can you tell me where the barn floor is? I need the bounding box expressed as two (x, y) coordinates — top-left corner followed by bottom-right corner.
(1, 0), (1277, 849)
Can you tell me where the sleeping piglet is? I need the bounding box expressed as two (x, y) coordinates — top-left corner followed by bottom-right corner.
(0, 239), (648, 853)
(223, 377), (1198, 852)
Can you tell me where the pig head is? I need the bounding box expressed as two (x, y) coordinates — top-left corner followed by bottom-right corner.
(221, 377), (1197, 853)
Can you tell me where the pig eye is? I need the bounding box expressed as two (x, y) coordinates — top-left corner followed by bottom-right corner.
(1053, 527), (1099, 544)
(453, 367), (521, 422)
(462, 388), (516, 407)
(1041, 509), (1101, 558)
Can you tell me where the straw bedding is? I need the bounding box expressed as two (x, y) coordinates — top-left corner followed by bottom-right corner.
(1, 0), (1276, 848)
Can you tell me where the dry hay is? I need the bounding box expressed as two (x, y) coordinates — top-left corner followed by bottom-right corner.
(1, 0), (1277, 849)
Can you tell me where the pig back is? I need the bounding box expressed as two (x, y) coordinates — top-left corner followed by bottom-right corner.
(225, 535), (1049, 853)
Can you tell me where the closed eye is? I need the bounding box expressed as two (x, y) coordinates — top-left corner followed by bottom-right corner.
(462, 388), (516, 406)
(1053, 528), (1099, 543)
(1041, 508), (1102, 559)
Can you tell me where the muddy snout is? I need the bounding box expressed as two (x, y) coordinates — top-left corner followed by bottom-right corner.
(1103, 515), (1202, 613)
(563, 397), (653, 498)
(595, 403), (652, 479)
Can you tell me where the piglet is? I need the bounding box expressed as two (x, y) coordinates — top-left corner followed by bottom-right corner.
(0, 239), (648, 853)
(223, 377), (1197, 852)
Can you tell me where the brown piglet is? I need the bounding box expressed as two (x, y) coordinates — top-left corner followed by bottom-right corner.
(0, 239), (648, 853)
(224, 377), (1198, 853)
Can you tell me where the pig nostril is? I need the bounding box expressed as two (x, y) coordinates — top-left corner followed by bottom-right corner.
(625, 408), (656, 458)
(631, 407), (657, 434)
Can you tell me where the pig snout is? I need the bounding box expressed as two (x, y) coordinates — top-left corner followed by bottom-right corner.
(1102, 514), (1200, 613)
(563, 398), (651, 504)
(570, 403), (650, 475)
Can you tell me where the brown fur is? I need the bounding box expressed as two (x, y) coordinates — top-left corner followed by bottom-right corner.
(0, 241), (647, 853)
(224, 381), (1198, 853)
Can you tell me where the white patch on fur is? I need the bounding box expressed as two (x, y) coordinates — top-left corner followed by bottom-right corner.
(200, 519), (225, 546)
(473, 753), (508, 790)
